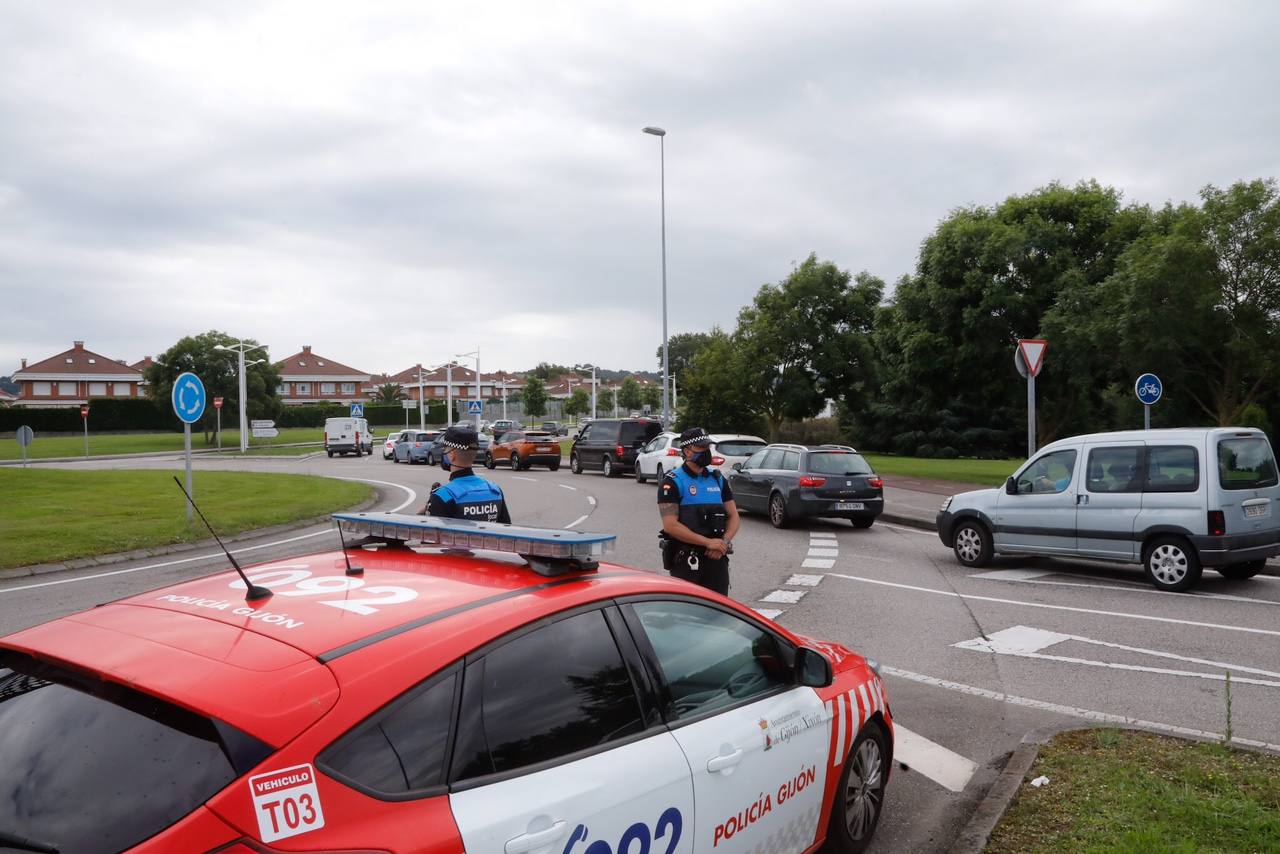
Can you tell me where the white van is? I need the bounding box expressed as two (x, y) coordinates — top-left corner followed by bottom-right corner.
(936, 428), (1280, 591)
(324, 417), (372, 457)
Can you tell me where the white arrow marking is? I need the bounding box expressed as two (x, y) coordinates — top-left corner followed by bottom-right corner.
(183, 378), (201, 414)
(954, 625), (1280, 688)
(892, 725), (978, 793)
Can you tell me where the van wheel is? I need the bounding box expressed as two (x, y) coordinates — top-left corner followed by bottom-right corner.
(570, 454), (582, 475)
(769, 493), (790, 528)
(823, 720), (889, 854)
(602, 456), (615, 478)
(1216, 560), (1266, 580)
(953, 521), (992, 567)
(327, 450), (334, 458)
(1143, 537), (1202, 592)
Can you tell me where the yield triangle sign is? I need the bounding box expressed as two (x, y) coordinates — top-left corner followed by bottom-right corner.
(1018, 339), (1047, 378)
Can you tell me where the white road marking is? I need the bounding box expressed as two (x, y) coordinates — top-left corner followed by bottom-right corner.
(879, 523), (935, 536)
(827, 573), (1280, 638)
(587, 496), (597, 506)
(810, 532), (838, 540)
(0, 529), (335, 595)
(331, 477), (418, 513)
(844, 552), (893, 563)
(892, 725), (979, 793)
(883, 664), (1280, 753)
(955, 625), (1280, 687)
(974, 574), (1280, 606)
(559, 484), (577, 491)
(807, 548), (839, 557)
(565, 514), (590, 529)
(511, 476), (537, 482)
(803, 558), (836, 569)
(969, 569), (1054, 581)
(755, 608), (784, 619)
(786, 574), (825, 587)
(761, 589), (807, 604)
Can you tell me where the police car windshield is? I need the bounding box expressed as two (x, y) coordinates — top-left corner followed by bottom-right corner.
(806, 451), (873, 475)
(0, 650), (272, 854)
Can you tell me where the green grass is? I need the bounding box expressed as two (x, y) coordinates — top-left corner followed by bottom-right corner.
(986, 729), (1280, 853)
(0, 427), (331, 460)
(861, 453), (1021, 486)
(0, 469), (371, 568)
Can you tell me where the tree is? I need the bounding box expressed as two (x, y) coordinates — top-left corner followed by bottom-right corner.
(617, 377), (643, 412)
(371, 383), (406, 404)
(596, 387), (616, 416)
(678, 330), (764, 434)
(640, 384), (662, 411)
(523, 377), (549, 418)
(657, 331), (715, 382)
(563, 388), (590, 418)
(529, 362), (572, 381)
(145, 331), (281, 443)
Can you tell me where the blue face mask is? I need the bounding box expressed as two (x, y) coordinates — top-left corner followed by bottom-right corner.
(440, 450), (452, 471)
(691, 449), (713, 468)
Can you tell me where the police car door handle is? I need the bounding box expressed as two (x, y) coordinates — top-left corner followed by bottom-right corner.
(706, 746), (744, 773)
(506, 820), (567, 854)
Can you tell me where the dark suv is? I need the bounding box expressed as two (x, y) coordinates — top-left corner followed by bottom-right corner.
(728, 443), (884, 528)
(569, 418), (664, 477)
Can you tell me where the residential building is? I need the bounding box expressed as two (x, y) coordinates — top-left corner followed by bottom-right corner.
(275, 345), (371, 406)
(10, 341), (145, 408)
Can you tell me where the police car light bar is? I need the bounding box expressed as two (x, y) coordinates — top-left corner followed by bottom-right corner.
(332, 512), (616, 565)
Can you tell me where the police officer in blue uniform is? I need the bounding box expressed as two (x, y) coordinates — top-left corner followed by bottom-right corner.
(657, 427), (740, 595)
(422, 425), (512, 523)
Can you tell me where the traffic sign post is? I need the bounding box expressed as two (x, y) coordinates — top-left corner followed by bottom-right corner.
(80, 405), (89, 460)
(171, 372), (207, 524)
(1135, 373), (1162, 430)
(350, 403), (365, 418)
(250, 420), (279, 439)
(15, 425), (33, 468)
(1015, 340), (1048, 458)
(214, 397), (224, 450)
(401, 398), (414, 428)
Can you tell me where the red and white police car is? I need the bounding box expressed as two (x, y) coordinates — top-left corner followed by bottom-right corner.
(0, 514), (893, 854)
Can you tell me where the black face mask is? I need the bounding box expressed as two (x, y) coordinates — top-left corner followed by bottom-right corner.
(691, 449), (713, 467)
(440, 450), (452, 471)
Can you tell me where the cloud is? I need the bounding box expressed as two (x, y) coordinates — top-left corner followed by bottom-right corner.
(2, 0), (1278, 376)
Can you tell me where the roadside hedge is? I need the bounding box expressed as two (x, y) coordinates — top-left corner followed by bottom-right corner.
(0, 399), (177, 432)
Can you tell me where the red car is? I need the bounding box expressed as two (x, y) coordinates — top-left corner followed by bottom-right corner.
(485, 429), (562, 471)
(0, 514), (892, 853)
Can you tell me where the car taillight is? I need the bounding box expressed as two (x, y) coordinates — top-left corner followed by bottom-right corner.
(616, 445), (625, 457)
(666, 448), (680, 456)
(799, 475), (826, 488)
(1208, 510), (1226, 536)
(414, 442), (421, 448)
(868, 476), (884, 489)
(711, 456), (725, 466)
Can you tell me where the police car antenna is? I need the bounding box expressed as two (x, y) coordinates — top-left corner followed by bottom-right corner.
(333, 521), (364, 576)
(171, 476), (273, 601)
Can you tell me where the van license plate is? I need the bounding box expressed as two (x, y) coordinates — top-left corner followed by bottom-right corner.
(1245, 504), (1269, 518)
(833, 502), (865, 511)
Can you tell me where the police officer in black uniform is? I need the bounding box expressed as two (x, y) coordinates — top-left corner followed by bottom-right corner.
(421, 425), (512, 523)
(657, 427), (740, 595)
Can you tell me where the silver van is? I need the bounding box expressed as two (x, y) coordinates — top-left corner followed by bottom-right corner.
(936, 428), (1280, 591)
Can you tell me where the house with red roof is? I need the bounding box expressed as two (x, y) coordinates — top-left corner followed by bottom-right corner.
(274, 346), (372, 406)
(10, 341), (146, 408)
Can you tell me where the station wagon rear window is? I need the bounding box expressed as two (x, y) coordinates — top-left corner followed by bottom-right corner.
(807, 451), (873, 475)
(1218, 437), (1279, 490)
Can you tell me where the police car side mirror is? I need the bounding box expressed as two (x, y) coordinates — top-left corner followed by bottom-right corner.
(1005, 476), (1017, 495)
(795, 647), (833, 688)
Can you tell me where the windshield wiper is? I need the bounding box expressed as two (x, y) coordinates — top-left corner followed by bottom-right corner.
(0, 829), (59, 853)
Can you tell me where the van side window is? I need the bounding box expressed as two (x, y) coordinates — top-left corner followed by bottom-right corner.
(1086, 447), (1143, 493)
(1146, 446), (1200, 493)
(1016, 449), (1077, 494)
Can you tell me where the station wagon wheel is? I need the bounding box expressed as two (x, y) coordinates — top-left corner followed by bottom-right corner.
(769, 493), (790, 528)
(825, 720), (888, 853)
(952, 521), (992, 567)
(570, 453), (582, 475)
(1144, 536), (1202, 592)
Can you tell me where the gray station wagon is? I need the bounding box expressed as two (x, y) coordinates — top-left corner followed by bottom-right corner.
(936, 428), (1280, 591)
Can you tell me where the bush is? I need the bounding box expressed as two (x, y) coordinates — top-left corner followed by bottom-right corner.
(0, 399), (175, 433)
(776, 417), (843, 445)
(937, 446), (959, 459)
(916, 443), (938, 458)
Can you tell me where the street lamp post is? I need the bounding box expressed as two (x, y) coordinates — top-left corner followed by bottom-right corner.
(214, 341), (267, 453)
(575, 364), (598, 420)
(457, 348), (481, 432)
(642, 125), (670, 427)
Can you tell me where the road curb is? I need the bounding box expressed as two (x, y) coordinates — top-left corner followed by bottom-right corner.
(880, 511), (937, 532)
(948, 723), (1062, 854)
(0, 443), (324, 466)
(0, 486), (385, 581)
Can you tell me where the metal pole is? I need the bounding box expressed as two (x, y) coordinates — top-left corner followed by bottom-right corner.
(475, 348), (482, 432)
(447, 364), (453, 426)
(1027, 374), (1036, 458)
(418, 366), (425, 430)
(217, 407), (222, 450)
(83, 413), (88, 459)
(1145, 403), (1150, 430)
(590, 366), (597, 420)
(184, 422), (193, 524)
(238, 348), (248, 453)
(659, 134), (670, 428)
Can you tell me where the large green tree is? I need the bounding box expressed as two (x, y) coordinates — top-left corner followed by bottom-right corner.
(677, 330), (764, 434)
(640, 384), (662, 411)
(370, 383), (406, 404)
(145, 331), (281, 443)
(617, 377), (643, 412)
(656, 331), (715, 383)
(563, 388), (590, 418)
(596, 387), (616, 416)
(522, 377), (549, 418)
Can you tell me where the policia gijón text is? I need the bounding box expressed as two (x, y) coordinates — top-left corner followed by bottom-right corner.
(657, 427), (740, 595)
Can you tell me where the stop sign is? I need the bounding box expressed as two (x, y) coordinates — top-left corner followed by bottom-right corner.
(214, 396), (224, 409)
(80, 405), (89, 418)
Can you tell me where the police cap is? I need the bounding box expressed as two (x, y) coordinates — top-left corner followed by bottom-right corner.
(677, 427), (712, 448)
(442, 424), (480, 450)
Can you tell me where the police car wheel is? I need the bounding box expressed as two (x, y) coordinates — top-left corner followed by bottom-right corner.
(826, 721), (889, 853)
(769, 493), (790, 528)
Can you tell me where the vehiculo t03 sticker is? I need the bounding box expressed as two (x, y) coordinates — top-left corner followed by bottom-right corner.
(248, 763), (326, 843)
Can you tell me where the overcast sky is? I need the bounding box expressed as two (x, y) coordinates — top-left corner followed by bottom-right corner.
(3, 1), (1277, 378)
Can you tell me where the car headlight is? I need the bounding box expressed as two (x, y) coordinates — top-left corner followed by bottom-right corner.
(940, 496), (953, 512)
(865, 657), (883, 677)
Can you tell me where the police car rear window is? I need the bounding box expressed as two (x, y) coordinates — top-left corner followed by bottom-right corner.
(0, 650), (272, 854)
